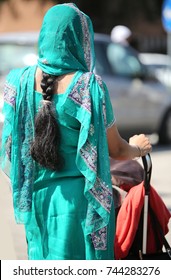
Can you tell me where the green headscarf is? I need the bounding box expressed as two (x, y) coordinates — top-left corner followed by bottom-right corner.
(38, 3), (95, 75)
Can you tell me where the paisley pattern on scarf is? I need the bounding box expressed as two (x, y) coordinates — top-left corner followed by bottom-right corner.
(80, 140), (97, 172)
(68, 72), (92, 112)
(65, 71), (114, 250)
(0, 66), (36, 223)
(19, 78), (35, 213)
(3, 82), (17, 107)
(91, 226), (107, 250)
(64, 3), (91, 70)
(86, 203), (109, 250)
(85, 203), (103, 227)
(89, 177), (113, 213)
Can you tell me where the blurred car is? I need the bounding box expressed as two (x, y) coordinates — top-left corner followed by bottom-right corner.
(139, 52), (171, 89)
(94, 34), (171, 144)
(0, 32), (38, 92)
(0, 32), (171, 144)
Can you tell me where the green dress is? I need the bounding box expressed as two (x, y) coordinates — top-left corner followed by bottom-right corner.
(24, 71), (115, 260)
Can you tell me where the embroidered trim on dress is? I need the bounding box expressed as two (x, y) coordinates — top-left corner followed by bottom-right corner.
(89, 177), (113, 213)
(17, 68), (35, 214)
(86, 204), (103, 228)
(19, 99), (34, 212)
(95, 74), (104, 90)
(91, 226), (107, 250)
(68, 71), (112, 251)
(80, 140), (97, 172)
(86, 203), (108, 250)
(68, 72), (92, 112)
(3, 82), (17, 107)
(64, 3), (91, 70)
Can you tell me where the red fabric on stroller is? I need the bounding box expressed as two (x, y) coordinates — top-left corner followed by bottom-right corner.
(114, 181), (171, 259)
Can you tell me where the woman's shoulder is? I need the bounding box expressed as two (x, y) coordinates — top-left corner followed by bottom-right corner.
(6, 66), (33, 84)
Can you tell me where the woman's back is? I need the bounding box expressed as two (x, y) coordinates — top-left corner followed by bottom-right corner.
(35, 67), (76, 95)
(33, 69), (84, 184)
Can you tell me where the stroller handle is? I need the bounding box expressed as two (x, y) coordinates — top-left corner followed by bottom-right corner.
(142, 153), (152, 193)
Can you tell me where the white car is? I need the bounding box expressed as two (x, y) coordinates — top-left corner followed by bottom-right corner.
(139, 53), (171, 89)
(1, 32), (171, 144)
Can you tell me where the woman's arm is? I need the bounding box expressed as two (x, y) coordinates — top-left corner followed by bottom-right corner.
(107, 123), (152, 160)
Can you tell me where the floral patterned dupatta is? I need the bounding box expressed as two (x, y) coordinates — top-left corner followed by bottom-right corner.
(0, 66), (36, 224)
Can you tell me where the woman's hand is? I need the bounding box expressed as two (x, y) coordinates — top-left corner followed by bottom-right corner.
(107, 124), (152, 160)
(129, 134), (152, 157)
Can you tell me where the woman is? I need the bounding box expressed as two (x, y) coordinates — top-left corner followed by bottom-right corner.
(0, 3), (151, 260)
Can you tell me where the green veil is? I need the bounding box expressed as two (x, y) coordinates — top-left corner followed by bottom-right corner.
(38, 3), (95, 74)
(0, 3), (115, 258)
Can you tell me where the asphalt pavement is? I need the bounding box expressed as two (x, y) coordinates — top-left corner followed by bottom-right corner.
(0, 171), (27, 260)
(149, 147), (171, 250)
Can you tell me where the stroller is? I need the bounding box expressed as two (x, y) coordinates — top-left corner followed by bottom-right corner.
(110, 154), (171, 260)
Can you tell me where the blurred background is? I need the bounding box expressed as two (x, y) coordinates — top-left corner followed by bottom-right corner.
(0, 0), (166, 53)
(0, 0), (171, 260)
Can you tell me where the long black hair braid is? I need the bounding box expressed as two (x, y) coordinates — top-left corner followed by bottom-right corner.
(30, 71), (65, 171)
